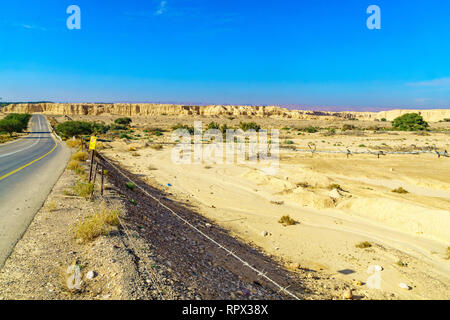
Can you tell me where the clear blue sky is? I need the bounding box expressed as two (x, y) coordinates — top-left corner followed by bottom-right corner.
(1, 0), (449, 111)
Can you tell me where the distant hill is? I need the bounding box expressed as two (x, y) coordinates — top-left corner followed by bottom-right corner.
(0, 102), (53, 109)
(3, 102), (450, 122)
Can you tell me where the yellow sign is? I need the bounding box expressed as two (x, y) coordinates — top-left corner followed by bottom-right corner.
(89, 136), (97, 150)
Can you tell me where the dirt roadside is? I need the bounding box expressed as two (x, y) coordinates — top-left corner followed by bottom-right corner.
(0, 148), (369, 300)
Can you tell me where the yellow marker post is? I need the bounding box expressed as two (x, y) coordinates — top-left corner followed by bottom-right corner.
(88, 136), (97, 182)
(89, 136), (97, 150)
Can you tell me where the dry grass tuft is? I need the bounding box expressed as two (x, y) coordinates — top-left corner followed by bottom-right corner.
(71, 151), (88, 161)
(396, 260), (408, 267)
(73, 209), (120, 242)
(48, 201), (57, 212)
(296, 182), (310, 188)
(150, 144), (163, 150)
(72, 181), (94, 198)
(328, 183), (343, 191)
(278, 215), (296, 226)
(66, 139), (81, 148)
(67, 160), (81, 171)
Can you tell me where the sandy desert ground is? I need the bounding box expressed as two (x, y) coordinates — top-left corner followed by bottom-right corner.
(44, 113), (448, 300)
(3, 110), (448, 299)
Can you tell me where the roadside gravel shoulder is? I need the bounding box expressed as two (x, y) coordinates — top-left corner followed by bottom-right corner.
(0, 165), (158, 300)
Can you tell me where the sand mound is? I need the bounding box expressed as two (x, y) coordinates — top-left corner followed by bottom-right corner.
(338, 197), (450, 243)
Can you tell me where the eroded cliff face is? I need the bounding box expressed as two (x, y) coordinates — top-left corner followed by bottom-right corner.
(2, 103), (449, 122)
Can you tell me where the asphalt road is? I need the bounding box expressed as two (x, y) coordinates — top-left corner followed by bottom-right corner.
(0, 114), (70, 268)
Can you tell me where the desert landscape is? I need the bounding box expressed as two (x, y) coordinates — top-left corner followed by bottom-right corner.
(1, 103), (448, 300)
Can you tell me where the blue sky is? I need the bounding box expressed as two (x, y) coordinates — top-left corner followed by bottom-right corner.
(0, 0), (449, 111)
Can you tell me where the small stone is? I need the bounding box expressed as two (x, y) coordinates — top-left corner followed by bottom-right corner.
(205, 223), (211, 228)
(86, 271), (97, 280)
(343, 289), (353, 300)
(241, 288), (250, 297)
(261, 230), (268, 237)
(353, 280), (363, 286)
(399, 283), (411, 290)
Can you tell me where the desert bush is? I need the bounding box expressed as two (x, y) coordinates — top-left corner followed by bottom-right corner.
(172, 123), (195, 134)
(342, 124), (356, 131)
(296, 182), (310, 188)
(392, 113), (429, 131)
(0, 113), (32, 136)
(278, 215), (296, 226)
(73, 209), (120, 242)
(56, 121), (93, 139)
(206, 122), (220, 130)
(328, 183), (343, 191)
(300, 126), (318, 133)
(114, 117), (132, 125)
(396, 260), (408, 267)
(239, 122), (261, 132)
(392, 187), (408, 194)
(91, 122), (110, 134)
(355, 241), (372, 249)
(0, 119), (23, 136)
(119, 133), (132, 140)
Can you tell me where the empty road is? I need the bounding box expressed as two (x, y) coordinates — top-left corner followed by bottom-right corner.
(0, 114), (70, 268)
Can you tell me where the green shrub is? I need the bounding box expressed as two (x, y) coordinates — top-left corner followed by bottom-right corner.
(206, 122), (220, 130)
(239, 122), (261, 132)
(392, 113), (429, 131)
(56, 121), (94, 139)
(126, 182), (136, 190)
(114, 117), (132, 125)
(171, 123), (194, 135)
(301, 126), (318, 133)
(0, 113), (31, 136)
(91, 122), (110, 134)
(342, 124), (356, 131)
